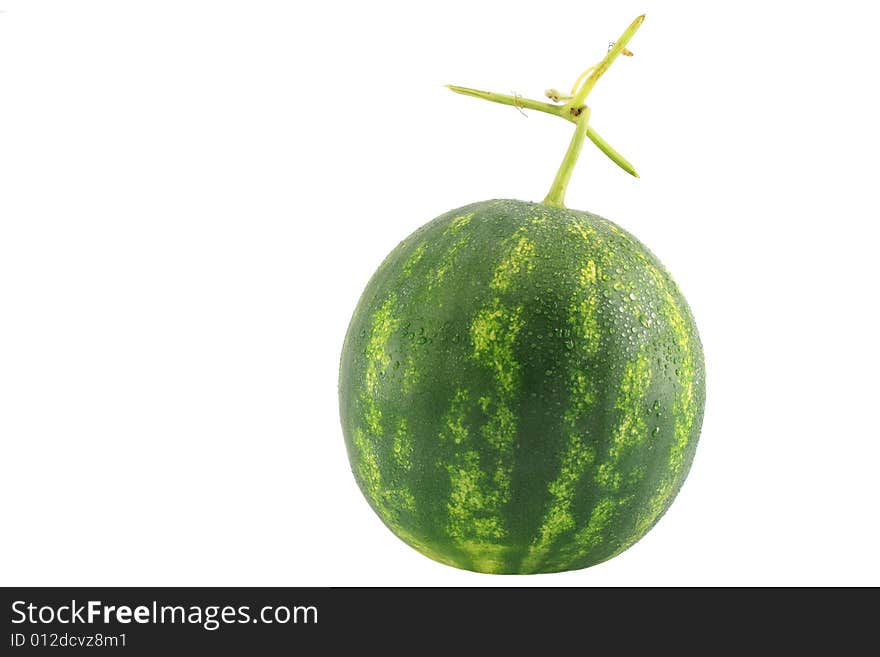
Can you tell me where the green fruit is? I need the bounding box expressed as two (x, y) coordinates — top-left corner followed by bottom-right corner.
(339, 16), (705, 573)
(339, 200), (704, 573)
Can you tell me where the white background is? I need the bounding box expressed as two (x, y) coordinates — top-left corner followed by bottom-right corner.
(1, 1), (878, 586)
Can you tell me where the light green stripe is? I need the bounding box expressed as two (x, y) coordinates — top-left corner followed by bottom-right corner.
(362, 295), (398, 436)
(490, 235), (535, 292)
(354, 428), (415, 527)
(439, 389), (470, 445)
(447, 212), (475, 233)
(521, 433), (596, 572)
(561, 351), (653, 568)
(432, 235), (470, 290)
(619, 255), (701, 552)
(443, 229), (536, 573)
(391, 418), (413, 470)
(596, 352), (653, 490)
(471, 303), (524, 397)
(521, 256), (602, 572)
(354, 295), (416, 531)
(401, 242), (426, 278)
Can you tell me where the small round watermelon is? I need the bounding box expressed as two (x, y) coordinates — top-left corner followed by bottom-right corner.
(338, 16), (705, 574)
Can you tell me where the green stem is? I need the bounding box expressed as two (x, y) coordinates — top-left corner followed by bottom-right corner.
(568, 15), (645, 109)
(447, 85), (638, 177)
(588, 127), (638, 178)
(446, 86), (567, 119)
(446, 15), (645, 207)
(543, 108), (590, 208)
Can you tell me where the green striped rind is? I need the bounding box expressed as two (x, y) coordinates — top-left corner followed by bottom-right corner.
(339, 199), (705, 574)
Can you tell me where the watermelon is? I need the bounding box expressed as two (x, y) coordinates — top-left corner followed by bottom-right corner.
(339, 200), (704, 573)
(338, 16), (705, 574)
